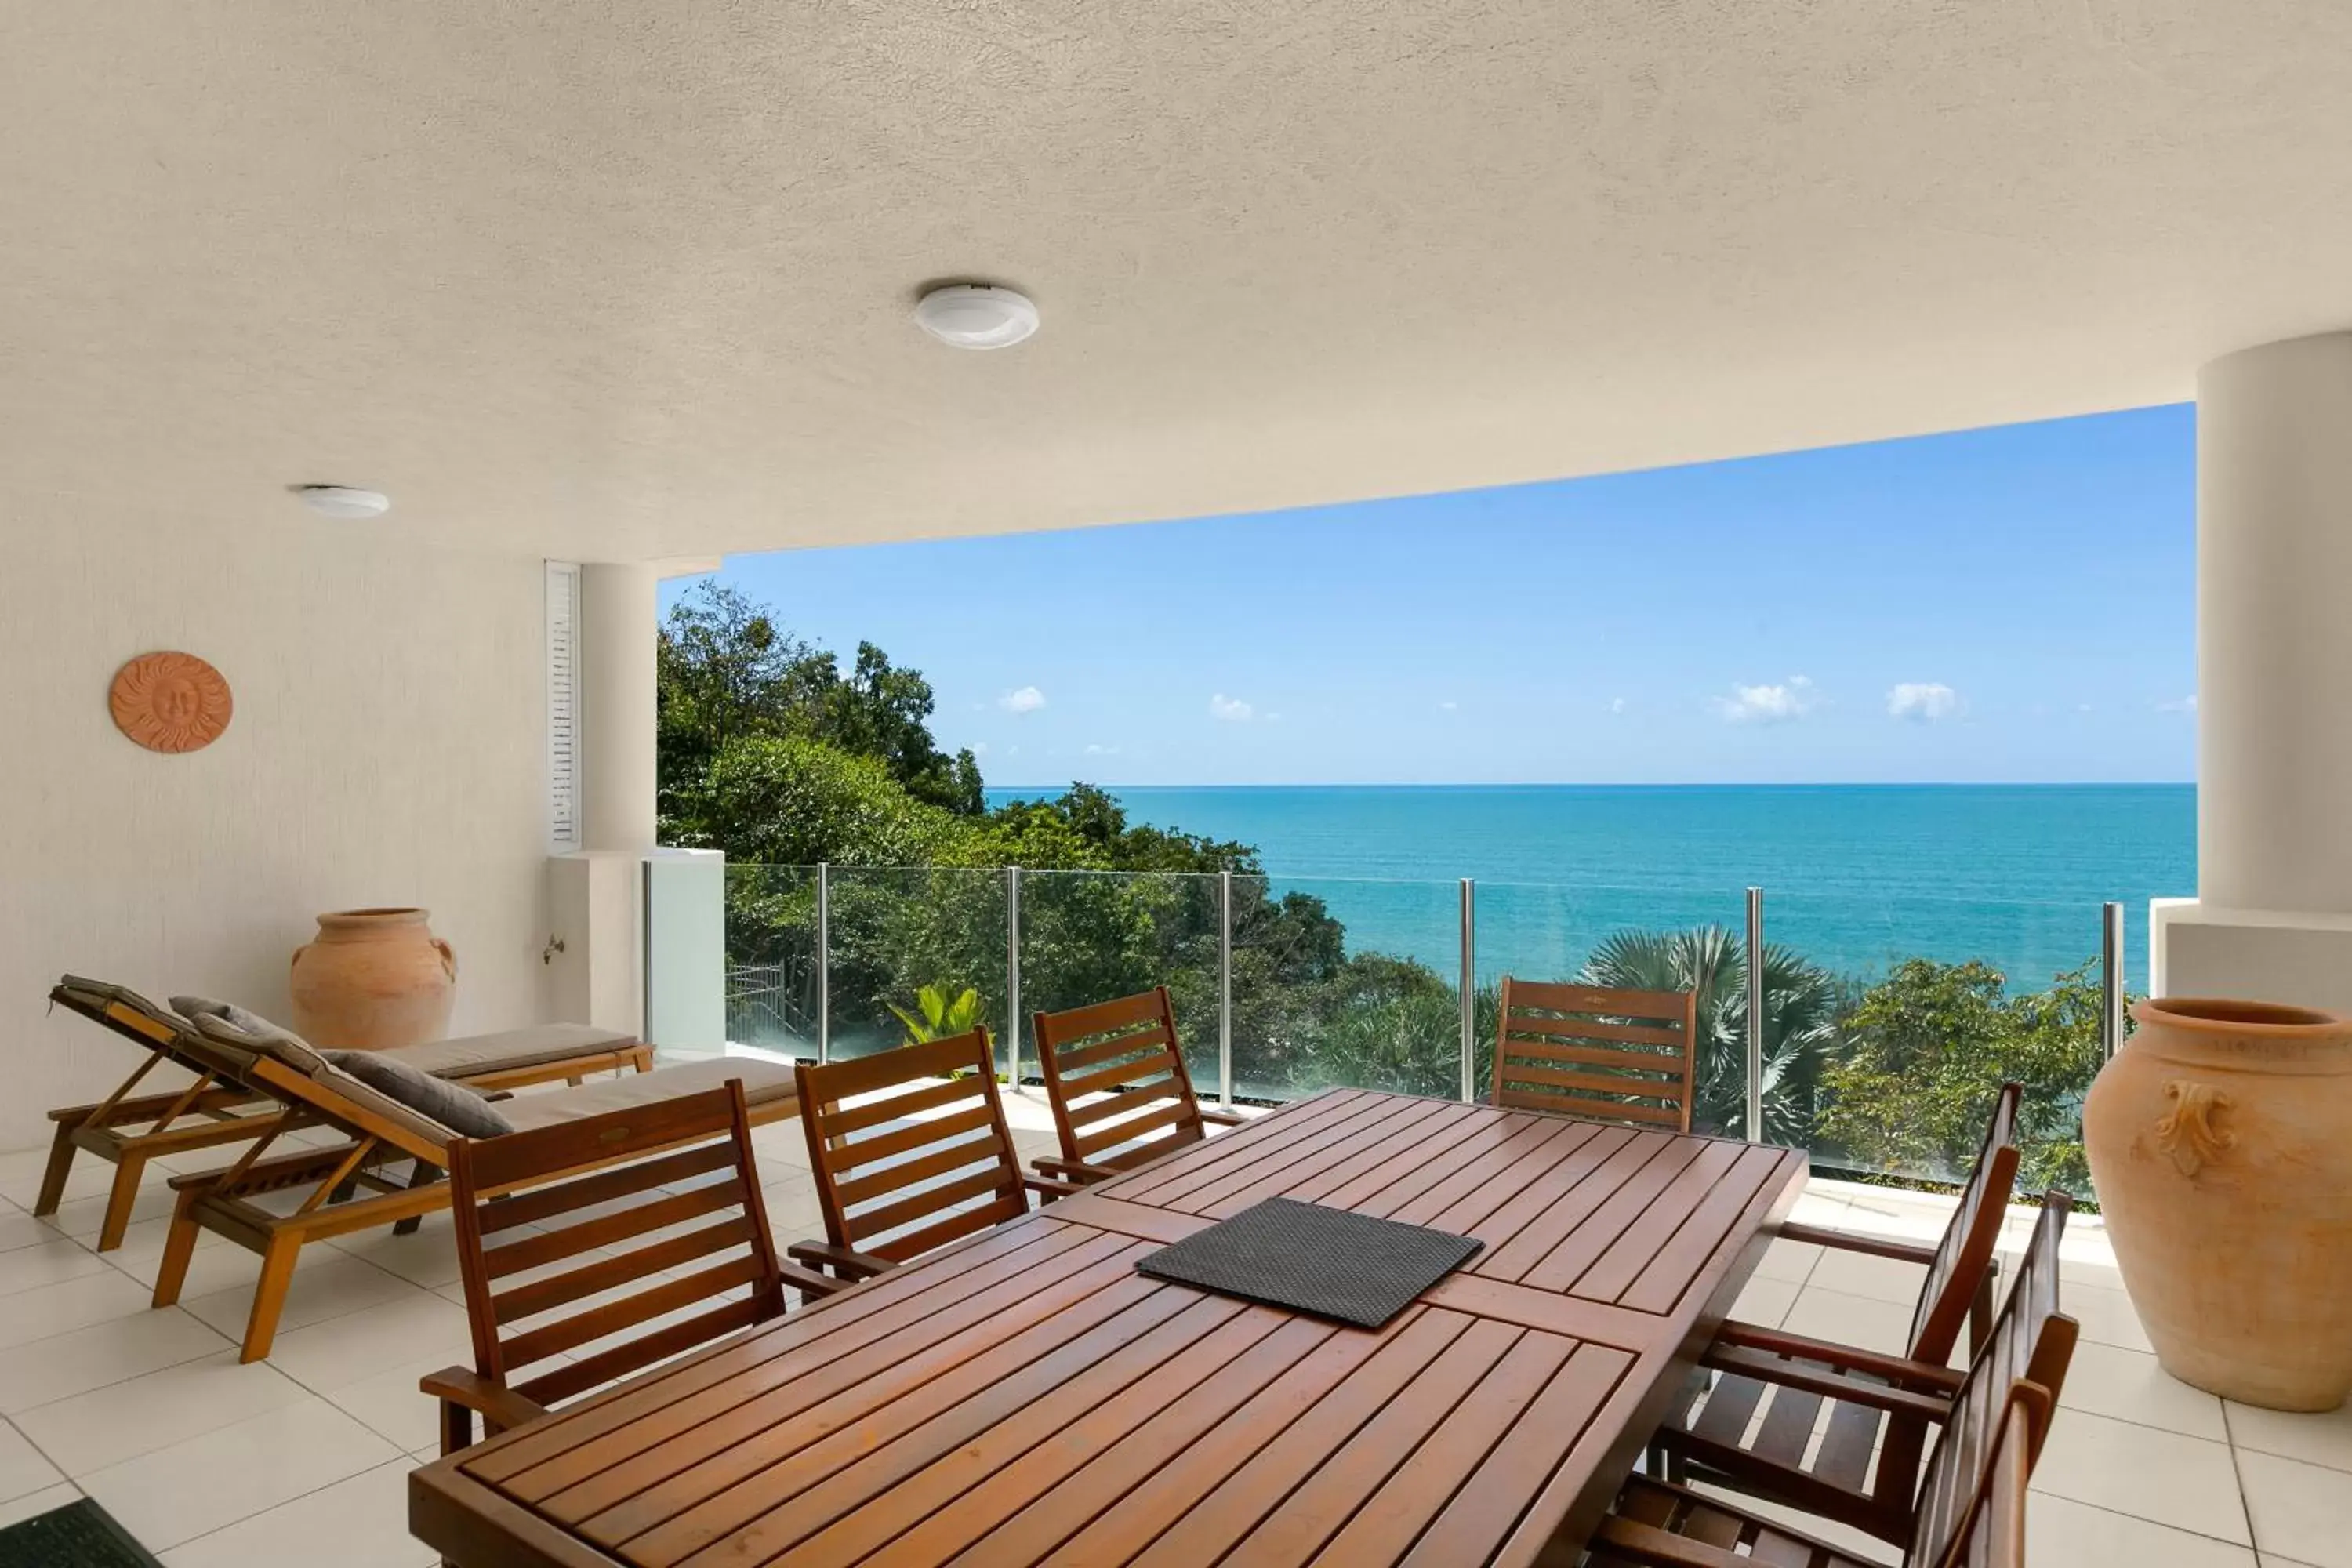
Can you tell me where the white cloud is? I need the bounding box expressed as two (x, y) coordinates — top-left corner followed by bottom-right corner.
(1209, 693), (1254, 722)
(1609, 697), (1626, 715)
(1439, 700), (1458, 712)
(996, 685), (1047, 714)
(1083, 742), (1121, 756)
(1886, 682), (1961, 722)
(1715, 676), (1816, 724)
(969, 741), (989, 757)
(2157, 694), (2198, 714)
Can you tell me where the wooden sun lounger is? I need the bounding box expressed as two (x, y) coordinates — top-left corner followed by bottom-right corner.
(145, 1019), (800, 1363)
(39, 978), (652, 1250)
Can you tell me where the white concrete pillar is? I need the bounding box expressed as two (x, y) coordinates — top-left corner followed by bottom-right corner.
(579, 561), (659, 852)
(2156, 332), (2352, 1008)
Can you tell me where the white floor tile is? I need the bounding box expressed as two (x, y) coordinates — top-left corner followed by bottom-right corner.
(2238, 1449), (2352, 1568)
(2228, 1398), (2352, 1475)
(133, 1240), (263, 1301)
(0, 1270), (155, 1351)
(2065, 1280), (2158, 1353)
(40, 1183), (181, 1245)
(2060, 1341), (2230, 1441)
(325, 1353), (479, 1454)
(1751, 1235), (1825, 1285)
(324, 1216), (464, 1290)
(0, 1421), (64, 1503)
(0, 1481), (80, 1529)
(0, 1208), (54, 1254)
(1729, 1274), (1799, 1330)
(265, 1292), (474, 1393)
(157, 1457), (433, 1568)
(0, 1236), (111, 1298)
(2028, 1492), (2256, 1567)
(0, 1307), (229, 1414)
(184, 1253), (422, 1341)
(12, 1349), (311, 1476)
(2034, 1408), (2251, 1544)
(1803, 1245), (1929, 1307)
(1779, 1286), (1914, 1359)
(79, 1396), (401, 1552)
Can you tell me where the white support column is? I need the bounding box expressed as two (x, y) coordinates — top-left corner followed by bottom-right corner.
(579, 561), (659, 854)
(2156, 332), (2352, 1009)
(547, 560), (728, 1052)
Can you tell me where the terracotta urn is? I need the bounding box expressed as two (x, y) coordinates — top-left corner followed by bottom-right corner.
(289, 908), (457, 1051)
(2084, 996), (2352, 1411)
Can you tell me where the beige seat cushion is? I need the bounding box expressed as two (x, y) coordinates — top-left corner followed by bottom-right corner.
(387, 1024), (637, 1080)
(499, 1056), (798, 1132)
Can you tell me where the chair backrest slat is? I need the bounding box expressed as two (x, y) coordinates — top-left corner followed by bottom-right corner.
(1907, 1193), (2078, 1568)
(1907, 1083), (2023, 1361)
(1493, 977), (1700, 1132)
(795, 1029), (1029, 1265)
(447, 1081), (784, 1410)
(1033, 987), (1212, 1171)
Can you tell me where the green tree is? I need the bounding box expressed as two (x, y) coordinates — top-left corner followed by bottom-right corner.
(1578, 926), (1842, 1144)
(1817, 957), (2103, 1193)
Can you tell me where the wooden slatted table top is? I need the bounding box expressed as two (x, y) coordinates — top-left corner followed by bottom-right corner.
(412, 1087), (1807, 1568)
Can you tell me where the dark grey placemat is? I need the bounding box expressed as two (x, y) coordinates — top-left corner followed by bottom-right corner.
(0, 1497), (162, 1567)
(1135, 1197), (1483, 1329)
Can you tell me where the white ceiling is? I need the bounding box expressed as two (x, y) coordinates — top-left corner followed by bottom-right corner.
(5, 2), (2350, 561)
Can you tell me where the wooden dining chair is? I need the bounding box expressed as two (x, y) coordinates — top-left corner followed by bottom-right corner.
(1591, 1378), (2047, 1568)
(1657, 1182), (2071, 1561)
(1491, 978), (1700, 1132)
(423, 1080), (839, 1457)
(789, 1028), (1076, 1283)
(1029, 986), (1245, 1183)
(1650, 1084), (2024, 1530)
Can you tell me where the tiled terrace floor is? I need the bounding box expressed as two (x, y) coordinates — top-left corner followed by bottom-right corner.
(0, 1083), (2343, 1566)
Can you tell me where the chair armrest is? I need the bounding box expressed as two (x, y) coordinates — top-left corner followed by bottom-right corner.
(1776, 1220), (1939, 1265)
(1714, 1321), (1967, 1396)
(787, 1238), (893, 1281)
(1023, 1174), (1082, 1203)
(1033, 1155), (1121, 1184)
(419, 1367), (549, 1434)
(1199, 1109), (1248, 1127)
(1701, 1344), (1956, 1421)
(779, 1259), (848, 1299)
(1588, 1517), (1746, 1568)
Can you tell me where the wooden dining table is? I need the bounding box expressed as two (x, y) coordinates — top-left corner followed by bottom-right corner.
(411, 1086), (1808, 1568)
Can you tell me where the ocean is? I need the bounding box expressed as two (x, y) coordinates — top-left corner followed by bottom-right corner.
(982, 784), (2196, 995)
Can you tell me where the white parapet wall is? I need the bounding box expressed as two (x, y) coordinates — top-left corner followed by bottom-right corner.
(2151, 899), (2352, 1014)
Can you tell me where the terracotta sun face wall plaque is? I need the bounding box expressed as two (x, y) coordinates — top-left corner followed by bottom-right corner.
(109, 652), (232, 753)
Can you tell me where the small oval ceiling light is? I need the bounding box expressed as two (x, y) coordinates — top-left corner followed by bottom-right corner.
(913, 285), (1040, 350)
(293, 485), (391, 520)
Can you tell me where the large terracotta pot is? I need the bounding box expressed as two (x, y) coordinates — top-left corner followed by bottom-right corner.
(289, 907), (457, 1051)
(2084, 996), (2352, 1411)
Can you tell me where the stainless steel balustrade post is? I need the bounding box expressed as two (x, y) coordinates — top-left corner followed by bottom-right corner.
(1219, 869), (1235, 1109)
(2102, 900), (2126, 1061)
(816, 862), (831, 1065)
(1459, 879), (1477, 1104)
(1744, 886), (1765, 1143)
(1007, 866), (1022, 1089)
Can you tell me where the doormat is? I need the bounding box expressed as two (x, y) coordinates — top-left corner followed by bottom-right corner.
(0, 1497), (163, 1567)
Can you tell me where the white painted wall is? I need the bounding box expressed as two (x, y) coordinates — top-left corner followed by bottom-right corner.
(0, 504), (554, 1151)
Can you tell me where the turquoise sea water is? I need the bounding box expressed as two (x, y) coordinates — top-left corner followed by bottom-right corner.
(984, 785), (2196, 995)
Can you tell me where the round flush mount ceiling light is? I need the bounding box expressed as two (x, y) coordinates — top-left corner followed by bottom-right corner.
(912, 285), (1040, 350)
(292, 485), (391, 520)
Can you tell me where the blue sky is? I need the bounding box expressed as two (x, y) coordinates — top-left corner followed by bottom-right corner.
(670, 405), (2196, 786)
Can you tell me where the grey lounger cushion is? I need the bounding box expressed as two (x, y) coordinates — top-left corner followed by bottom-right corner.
(499, 1056), (797, 1132)
(387, 1024), (637, 1079)
(321, 1051), (513, 1140)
